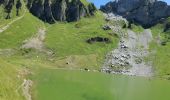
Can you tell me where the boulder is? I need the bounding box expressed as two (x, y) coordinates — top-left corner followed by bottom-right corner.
(103, 25), (112, 30)
(164, 22), (170, 32)
(86, 37), (111, 44)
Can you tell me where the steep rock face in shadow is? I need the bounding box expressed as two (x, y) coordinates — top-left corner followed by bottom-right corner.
(66, 0), (84, 22)
(27, 0), (97, 23)
(0, 0), (96, 23)
(100, 0), (170, 28)
(4, 0), (15, 19)
(0, 0), (4, 5)
(0, 0), (22, 18)
(52, 0), (67, 21)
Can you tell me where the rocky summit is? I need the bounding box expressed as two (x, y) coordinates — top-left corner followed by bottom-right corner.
(100, 0), (170, 28)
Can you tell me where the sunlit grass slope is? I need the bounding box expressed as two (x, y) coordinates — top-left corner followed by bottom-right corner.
(0, 12), (44, 49)
(0, 0), (25, 26)
(33, 68), (170, 100)
(150, 21), (170, 79)
(0, 59), (24, 100)
(45, 11), (118, 68)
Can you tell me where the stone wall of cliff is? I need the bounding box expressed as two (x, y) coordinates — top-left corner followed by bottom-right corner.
(100, 0), (170, 28)
(0, 0), (22, 19)
(0, 0), (96, 23)
(27, 0), (96, 23)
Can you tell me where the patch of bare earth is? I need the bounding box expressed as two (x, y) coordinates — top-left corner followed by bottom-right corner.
(21, 28), (53, 55)
(16, 68), (33, 100)
(22, 79), (33, 100)
(0, 49), (16, 56)
(22, 28), (46, 50)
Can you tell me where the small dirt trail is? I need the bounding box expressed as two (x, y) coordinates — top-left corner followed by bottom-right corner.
(0, 1), (27, 33)
(21, 28), (46, 50)
(22, 79), (33, 100)
(15, 79), (33, 100)
(21, 27), (54, 55)
(102, 13), (153, 77)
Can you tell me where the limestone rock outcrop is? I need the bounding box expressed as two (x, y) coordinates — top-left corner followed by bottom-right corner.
(0, 0), (96, 23)
(100, 0), (170, 28)
(27, 0), (96, 23)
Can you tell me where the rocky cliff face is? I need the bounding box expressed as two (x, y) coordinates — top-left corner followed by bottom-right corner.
(27, 0), (96, 23)
(0, 0), (96, 23)
(0, 0), (22, 19)
(100, 0), (170, 28)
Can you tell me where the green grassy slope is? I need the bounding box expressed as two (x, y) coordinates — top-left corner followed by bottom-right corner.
(150, 20), (170, 79)
(33, 68), (170, 100)
(1, 0), (170, 99)
(46, 12), (115, 56)
(0, 6), (118, 99)
(0, 13), (44, 49)
(80, 0), (90, 5)
(0, 59), (24, 100)
(45, 11), (118, 69)
(151, 43), (170, 79)
(151, 18), (170, 79)
(0, 4), (44, 100)
(0, 0), (25, 27)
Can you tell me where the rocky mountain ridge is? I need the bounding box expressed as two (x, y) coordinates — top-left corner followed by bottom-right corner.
(0, 0), (96, 23)
(100, 0), (170, 28)
(27, 0), (96, 23)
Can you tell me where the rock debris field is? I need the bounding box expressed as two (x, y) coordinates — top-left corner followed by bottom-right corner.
(102, 13), (153, 77)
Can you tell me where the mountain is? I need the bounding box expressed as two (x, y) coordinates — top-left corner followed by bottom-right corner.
(0, 0), (96, 23)
(100, 0), (170, 28)
(0, 1), (116, 99)
(1, 0), (170, 100)
(27, 0), (97, 23)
